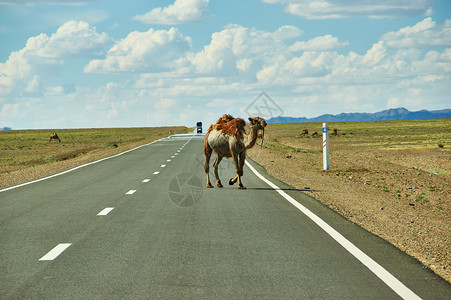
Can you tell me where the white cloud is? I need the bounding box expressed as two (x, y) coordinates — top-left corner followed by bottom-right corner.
(381, 18), (451, 48)
(84, 28), (192, 73)
(2, 16), (450, 129)
(191, 24), (301, 75)
(29, 20), (112, 58)
(387, 97), (401, 108)
(263, 0), (434, 19)
(131, 18), (450, 120)
(0, 21), (111, 97)
(289, 34), (348, 51)
(133, 0), (210, 25)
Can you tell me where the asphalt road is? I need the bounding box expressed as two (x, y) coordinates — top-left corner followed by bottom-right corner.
(1, 133), (450, 299)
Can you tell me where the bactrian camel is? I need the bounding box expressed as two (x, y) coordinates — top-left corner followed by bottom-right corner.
(204, 114), (267, 189)
(49, 133), (61, 142)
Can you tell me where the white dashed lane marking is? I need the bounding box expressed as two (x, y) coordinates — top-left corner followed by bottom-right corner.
(39, 243), (72, 261)
(97, 207), (114, 216)
(36, 139), (195, 264)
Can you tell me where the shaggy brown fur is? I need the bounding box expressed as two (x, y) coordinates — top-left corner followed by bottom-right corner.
(206, 114), (246, 137)
(203, 114), (266, 189)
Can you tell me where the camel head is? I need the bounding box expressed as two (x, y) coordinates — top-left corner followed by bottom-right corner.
(248, 116), (267, 130)
(248, 117), (267, 148)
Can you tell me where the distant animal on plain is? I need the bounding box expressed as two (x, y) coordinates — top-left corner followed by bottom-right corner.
(49, 133), (61, 142)
(312, 131), (318, 137)
(332, 128), (338, 136)
(301, 129), (309, 136)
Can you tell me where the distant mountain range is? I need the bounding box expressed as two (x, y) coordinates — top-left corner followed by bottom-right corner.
(267, 108), (451, 124)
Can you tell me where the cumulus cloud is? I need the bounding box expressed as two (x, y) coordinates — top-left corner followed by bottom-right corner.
(132, 0), (210, 25)
(27, 20), (111, 59)
(263, 0), (434, 19)
(289, 34), (348, 51)
(0, 20), (111, 97)
(2, 16), (450, 128)
(84, 28), (192, 73)
(191, 24), (302, 74)
(133, 18), (450, 113)
(381, 18), (451, 48)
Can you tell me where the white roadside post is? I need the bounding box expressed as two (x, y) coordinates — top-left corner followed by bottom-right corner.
(322, 123), (329, 170)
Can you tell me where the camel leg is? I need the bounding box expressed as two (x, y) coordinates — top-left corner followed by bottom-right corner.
(213, 155), (223, 187)
(237, 152), (246, 189)
(229, 152), (245, 189)
(204, 145), (214, 188)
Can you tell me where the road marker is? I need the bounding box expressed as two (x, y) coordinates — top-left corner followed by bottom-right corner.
(323, 123), (329, 170)
(167, 159), (171, 162)
(153, 171), (160, 175)
(97, 207), (114, 216)
(143, 179), (150, 183)
(161, 164), (166, 168)
(245, 160), (421, 300)
(171, 156), (175, 158)
(126, 190), (136, 195)
(39, 243), (71, 261)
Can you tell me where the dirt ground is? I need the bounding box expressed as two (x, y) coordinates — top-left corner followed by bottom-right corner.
(247, 121), (450, 282)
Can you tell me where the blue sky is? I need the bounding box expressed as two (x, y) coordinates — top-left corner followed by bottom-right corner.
(1, 0), (450, 129)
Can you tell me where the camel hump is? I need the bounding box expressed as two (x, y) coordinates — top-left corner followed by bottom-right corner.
(217, 114), (235, 123)
(210, 114), (246, 136)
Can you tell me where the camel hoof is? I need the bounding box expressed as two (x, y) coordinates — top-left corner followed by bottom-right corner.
(206, 183), (214, 188)
(229, 178), (236, 185)
(216, 181), (223, 188)
(238, 185), (246, 190)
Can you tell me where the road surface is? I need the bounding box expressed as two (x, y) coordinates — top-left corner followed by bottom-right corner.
(1, 133), (450, 299)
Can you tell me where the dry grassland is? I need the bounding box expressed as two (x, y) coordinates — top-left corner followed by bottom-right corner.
(0, 126), (190, 188)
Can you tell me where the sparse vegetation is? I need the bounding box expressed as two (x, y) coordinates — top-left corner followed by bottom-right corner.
(0, 126), (190, 188)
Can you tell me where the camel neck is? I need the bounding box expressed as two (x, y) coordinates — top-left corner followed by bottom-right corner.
(245, 125), (260, 149)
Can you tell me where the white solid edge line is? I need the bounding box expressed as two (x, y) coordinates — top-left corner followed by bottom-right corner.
(0, 137), (167, 193)
(39, 243), (72, 261)
(245, 160), (421, 300)
(97, 207), (114, 216)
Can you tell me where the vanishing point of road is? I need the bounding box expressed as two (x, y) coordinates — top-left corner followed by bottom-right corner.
(1, 133), (450, 299)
